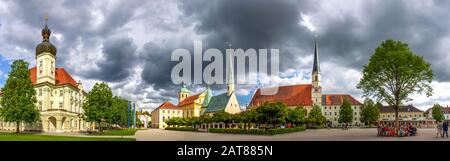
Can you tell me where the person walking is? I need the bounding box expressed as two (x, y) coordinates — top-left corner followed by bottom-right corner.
(443, 121), (449, 138)
(436, 121), (443, 138)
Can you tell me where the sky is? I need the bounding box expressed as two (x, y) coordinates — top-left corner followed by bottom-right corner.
(1, 0), (450, 111)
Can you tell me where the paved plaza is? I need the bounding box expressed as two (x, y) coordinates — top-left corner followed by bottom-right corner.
(135, 128), (450, 141)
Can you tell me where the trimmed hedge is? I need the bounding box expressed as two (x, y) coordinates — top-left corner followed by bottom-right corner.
(208, 126), (306, 135)
(165, 127), (198, 132)
(266, 126), (306, 135)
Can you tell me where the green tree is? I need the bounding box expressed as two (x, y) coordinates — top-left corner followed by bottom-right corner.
(286, 107), (306, 127)
(307, 105), (327, 128)
(255, 102), (288, 129)
(357, 39), (433, 127)
(432, 104), (445, 122)
(106, 96), (129, 127)
(82, 82), (113, 132)
(0, 60), (40, 133)
(360, 99), (380, 127)
(338, 99), (354, 127)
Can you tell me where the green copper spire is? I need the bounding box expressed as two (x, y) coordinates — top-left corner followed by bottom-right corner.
(202, 85), (213, 107)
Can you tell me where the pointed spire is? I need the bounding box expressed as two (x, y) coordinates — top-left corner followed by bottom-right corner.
(227, 50), (234, 85)
(227, 48), (235, 96)
(312, 39), (320, 73)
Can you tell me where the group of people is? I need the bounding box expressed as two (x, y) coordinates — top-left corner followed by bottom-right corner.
(377, 122), (417, 137)
(435, 121), (449, 138)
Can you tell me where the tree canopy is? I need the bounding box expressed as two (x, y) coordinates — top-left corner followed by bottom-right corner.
(432, 104), (445, 122)
(0, 60), (40, 133)
(338, 99), (353, 124)
(360, 99), (380, 127)
(357, 39), (433, 126)
(82, 82), (113, 131)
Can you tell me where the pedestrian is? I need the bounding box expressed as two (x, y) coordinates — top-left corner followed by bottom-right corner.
(436, 121), (443, 138)
(443, 121), (449, 138)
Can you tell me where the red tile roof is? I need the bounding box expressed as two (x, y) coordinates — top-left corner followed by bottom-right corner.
(29, 67), (78, 88)
(178, 93), (202, 107)
(156, 101), (180, 110)
(322, 94), (362, 105)
(249, 84), (313, 107)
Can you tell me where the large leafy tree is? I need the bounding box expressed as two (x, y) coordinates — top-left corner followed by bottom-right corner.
(432, 104), (445, 122)
(0, 60), (40, 133)
(255, 102), (288, 129)
(82, 82), (113, 132)
(307, 105), (327, 127)
(286, 106), (306, 127)
(338, 99), (354, 126)
(360, 99), (380, 127)
(357, 39), (433, 127)
(106, 96), (129, 127)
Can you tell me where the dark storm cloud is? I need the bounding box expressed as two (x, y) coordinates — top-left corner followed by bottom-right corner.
(82, 36), (137, 82)
(172, 0), (450, 83)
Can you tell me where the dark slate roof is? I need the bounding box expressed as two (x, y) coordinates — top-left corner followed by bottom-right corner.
(379, 105), (423, 113)
(312, 40), (320, 73)
(204, 92), (231, 113)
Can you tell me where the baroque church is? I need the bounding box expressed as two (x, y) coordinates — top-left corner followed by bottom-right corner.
(248, 40), (363, 127)
(0, 16), (88, 132)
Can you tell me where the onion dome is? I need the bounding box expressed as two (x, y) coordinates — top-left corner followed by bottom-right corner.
(36, 16), (57, 57)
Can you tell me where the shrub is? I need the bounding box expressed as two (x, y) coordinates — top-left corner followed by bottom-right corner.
(165, 127), (198, 132)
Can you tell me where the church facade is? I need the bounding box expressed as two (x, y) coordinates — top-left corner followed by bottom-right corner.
(248, 40), (363, 127)
(0, 18), (87, 132)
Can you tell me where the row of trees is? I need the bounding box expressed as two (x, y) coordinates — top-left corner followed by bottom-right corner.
(166, 102), (318, 130)
(166, 99), (383, 130)
(82, 82), (132, 132)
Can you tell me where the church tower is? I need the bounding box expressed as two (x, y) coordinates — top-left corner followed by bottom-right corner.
(178, 84), (190, 103)
(311, 40), (322, 106)
(227, 51), (235, 96)
(36, 14), (56, 85)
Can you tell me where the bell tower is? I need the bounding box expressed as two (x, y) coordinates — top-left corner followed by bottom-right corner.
(311, 40), (322, 106)
(178, 84), (190, 103)
(36, 13), (56, 85)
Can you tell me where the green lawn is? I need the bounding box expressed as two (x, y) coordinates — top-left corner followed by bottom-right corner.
(91, 129), (139, 136)
(0, 133), (135, 141)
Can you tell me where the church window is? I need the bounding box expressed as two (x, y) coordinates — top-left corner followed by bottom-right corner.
(60, 90), (63, 96)
(59, 102), (63, 108)
(354, 112), (357, 115)
(335, 112), (337, 116)
(39, 60), (43, 67)
(39, 69), (43, 74)
(38, 89), (42, 96)
(38, 101), (42, 111)
(162, 116), (165, 121)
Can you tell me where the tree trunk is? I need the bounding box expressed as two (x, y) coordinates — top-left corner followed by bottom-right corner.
(395, 106), (399, 129)
(16, 122), (20, 134)
(98, 121), (103, 132)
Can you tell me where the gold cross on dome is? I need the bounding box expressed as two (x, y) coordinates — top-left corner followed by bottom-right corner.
(44, 12), (49, 24)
